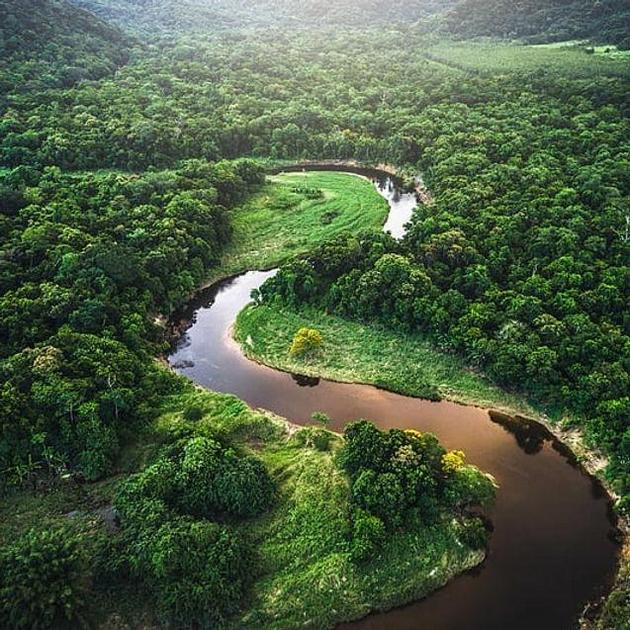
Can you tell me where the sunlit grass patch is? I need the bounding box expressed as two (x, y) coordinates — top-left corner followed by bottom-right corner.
(235, 302), (540, 416)
(215, 171), (389, 279)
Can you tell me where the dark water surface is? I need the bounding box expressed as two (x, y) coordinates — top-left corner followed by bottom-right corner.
(168, 172), (619, 630)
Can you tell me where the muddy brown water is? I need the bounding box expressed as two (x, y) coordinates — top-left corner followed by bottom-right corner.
(168, 172), (619, 630)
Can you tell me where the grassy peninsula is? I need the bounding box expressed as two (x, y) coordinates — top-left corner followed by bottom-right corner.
(235, 302), (540, 418)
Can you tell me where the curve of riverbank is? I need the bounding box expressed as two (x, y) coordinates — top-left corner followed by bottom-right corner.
(167, 168), (621, 629)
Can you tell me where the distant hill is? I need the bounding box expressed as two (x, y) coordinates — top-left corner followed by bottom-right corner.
(0, 0), (130, 95)
(445, 0), (630, 47)
(70, 0), (630, 46)
(69, 0), (457, 34)
(69, 0), (239, 35)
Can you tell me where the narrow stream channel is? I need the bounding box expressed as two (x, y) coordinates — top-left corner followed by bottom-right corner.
(168, 170), (620, 630)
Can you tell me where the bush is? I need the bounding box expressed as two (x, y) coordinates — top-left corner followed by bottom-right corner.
(148, 518), (249, 626)
(293, 426), (334, 451)
(177, 437), (274, 518)
(212, 454), (275, 517)
(0, 527), (86, 629)
(290, 327), (323, 356)
(457, 517), (488, 550)
(352, 469), (406, 528)
(350, 508), (385, 563)
(183, 404), (205, 422)
(444, 463), (496, 509)
(117, 436), (275, 521)
(338, 420), (388, 477)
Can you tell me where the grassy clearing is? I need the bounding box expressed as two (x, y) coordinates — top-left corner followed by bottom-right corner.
(213, 171), (389, 280)
(235, 302), (540, 417)
(426, 40), (630, 79)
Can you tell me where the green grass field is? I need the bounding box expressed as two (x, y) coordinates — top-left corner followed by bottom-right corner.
(235, 302), (540, 417)
(426, 40), (630, 79)
(213, 171), (389, 281)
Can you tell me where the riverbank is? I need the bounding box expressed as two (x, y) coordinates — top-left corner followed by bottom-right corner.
(234, 302), (543, 419)
(0, 378), (492, 628)
(233, 300), (628, 627)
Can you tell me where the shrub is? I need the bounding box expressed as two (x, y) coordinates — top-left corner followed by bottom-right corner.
(148, 518), (249, 626)
(352, 469), (406, 528)
(444, 464), (496, 509)
(183, 404), (205, 422)
(311, 411), (331, 426)
(350, 508), (385, 563)
(116, 436), (274, 521)
(212, 454), (275, 517)
(293, 426), (334, 451)
(338, 420), (388, 477)
(0, 527), (86, 629)
(457, 517), (488, 550)
(177, 437), (274, 519)
(289, 327), (323, 356)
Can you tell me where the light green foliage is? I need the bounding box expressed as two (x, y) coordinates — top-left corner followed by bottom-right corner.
(0, 526), (86, 629)
(427, 40), (630, 79)
(235, 302), (538, 414)
(290, 327), (324, 356)
(292, 426), (336, 451)
(217, 172), (389, 279)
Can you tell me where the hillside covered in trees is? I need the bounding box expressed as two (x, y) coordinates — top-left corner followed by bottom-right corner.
(0, 0), (628, 628)
(68, 0), (630, 43)
(447, 0), (630, 46)
(0, 0), (129, 98)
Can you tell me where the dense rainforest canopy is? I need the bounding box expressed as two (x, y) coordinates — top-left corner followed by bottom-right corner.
(0, 0), (628, 627)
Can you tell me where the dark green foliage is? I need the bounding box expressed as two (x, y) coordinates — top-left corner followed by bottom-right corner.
(138, 517), (249, 626)
(447, 0), (630, 46)
(183, 404), (204, 422)
(70, 0), (455, 35)
(0, 0), (129, 104)
(352, 469), (407, 528)
(0, 331), (144, 481)
(177, 436), (274, 519)
(0, 526), (86, 629)
(456, 517), (488, 550)
(0, 159), (264, 483)
(349, 508), (386, 563)
(340, 422), (445, 528)
(118, 436), (275, 520)
(113, 434), (273, 624)
(115, 488), (251, 626)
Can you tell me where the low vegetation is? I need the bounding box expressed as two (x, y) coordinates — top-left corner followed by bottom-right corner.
(236, 302), (538, 414)
(215, 171), (389, 280)
(0, 382), (495, 627)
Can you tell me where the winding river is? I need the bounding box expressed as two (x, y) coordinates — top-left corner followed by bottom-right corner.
(168, 170), (620, 630)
